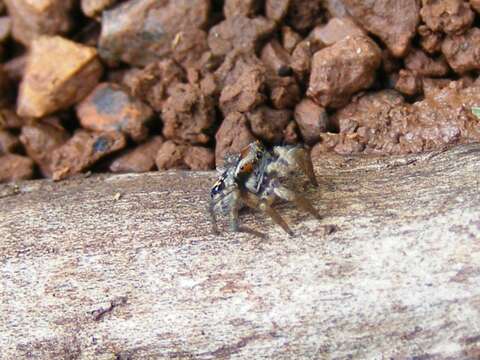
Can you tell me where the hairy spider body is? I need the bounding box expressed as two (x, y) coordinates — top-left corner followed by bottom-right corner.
(209, 141), (320, 236)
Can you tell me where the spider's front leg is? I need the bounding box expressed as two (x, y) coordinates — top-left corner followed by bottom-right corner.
(241, 191), (294, 236)
(208, 200), (219, 235)
(209, 185), (242, 235)
(228, 192), (241, 233)
(270, 179), (321, 220)
(223, 190), (268, 238)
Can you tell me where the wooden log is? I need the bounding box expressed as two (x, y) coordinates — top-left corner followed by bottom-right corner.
(1, 144), (480, 359)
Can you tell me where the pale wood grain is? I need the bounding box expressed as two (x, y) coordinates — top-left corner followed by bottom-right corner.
(1, 144), (480, 359)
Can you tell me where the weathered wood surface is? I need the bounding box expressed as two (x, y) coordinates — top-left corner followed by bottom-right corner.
(1, 144), (480, 359)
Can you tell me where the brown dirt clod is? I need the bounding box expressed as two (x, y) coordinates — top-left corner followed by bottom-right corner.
(246, 106), (292, 144)
(441, 27), (480, 74)
(420, 0), (474, 35)
(215, 111), (255, 167)
(161, 82), (215, 145)
(155, 140), (214, 170)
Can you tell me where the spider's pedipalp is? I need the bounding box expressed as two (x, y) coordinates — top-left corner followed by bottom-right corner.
(272, 145), (318, 186)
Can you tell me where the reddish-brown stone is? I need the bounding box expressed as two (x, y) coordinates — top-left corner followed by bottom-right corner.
(51, 130), (126, 180)
(308, 17), (365, 49)
(19, 119), (69, 177)
(208, 15), (276, 57)
(294, 99), (328, 145)
(99, 0), (210, 66)
(110, 136), (164, 173)
(307, 35), (382, 108)
(394, 69), (423, 96)
(0, 153), (34, 182)
(342, 0), (419, 57)
(0, 130), (19, 154)
(224, 0), (260, 18)
(404, 48), (450, 77)
(219, 66), (266, 115)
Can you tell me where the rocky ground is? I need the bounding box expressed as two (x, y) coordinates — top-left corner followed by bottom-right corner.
(0, 0), (480, 182)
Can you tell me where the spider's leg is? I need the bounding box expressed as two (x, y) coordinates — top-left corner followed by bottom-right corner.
(209, 187), (240, 235)
(228, 189), (242, 232)
(237, 226), (267, 239)
(272, 182), (321, 220)
(242, 191), (294, 236)
(208, 200), (219, 235)
(229, 205), (240, 232)
(293, 147), (318, 187)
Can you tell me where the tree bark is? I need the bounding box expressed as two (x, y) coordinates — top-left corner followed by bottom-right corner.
(1, 144), (480, 359)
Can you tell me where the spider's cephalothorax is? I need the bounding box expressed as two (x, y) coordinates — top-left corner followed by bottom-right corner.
(209, 140), (320, 236)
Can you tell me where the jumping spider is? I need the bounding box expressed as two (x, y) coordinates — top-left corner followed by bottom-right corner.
(209, 140), (320, 236)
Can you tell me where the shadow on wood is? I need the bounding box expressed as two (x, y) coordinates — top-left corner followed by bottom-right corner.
(1, 144), (480, 359)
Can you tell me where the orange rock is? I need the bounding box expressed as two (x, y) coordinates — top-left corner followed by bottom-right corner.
(81, 0), (117, 19)
(17, 36), (103, 118)
(76, 83), (153, 143)
(3, 0), (74, 45)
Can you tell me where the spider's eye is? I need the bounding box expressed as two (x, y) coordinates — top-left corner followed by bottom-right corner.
(256, 150), (263, 159)
(239, 163), (253, 174)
